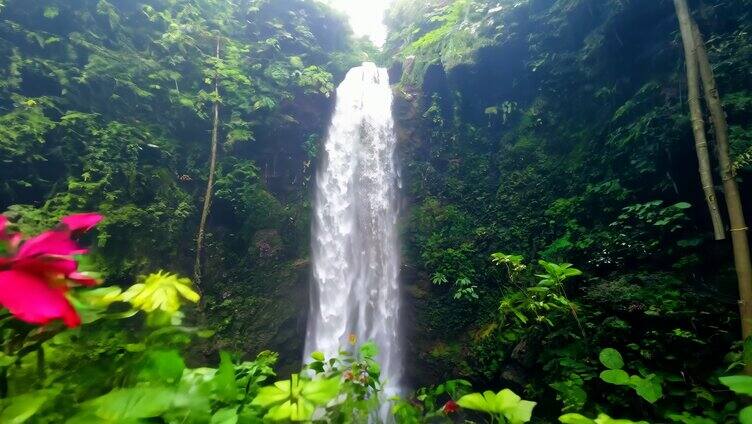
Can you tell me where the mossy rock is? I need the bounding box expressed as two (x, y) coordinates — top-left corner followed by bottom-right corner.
(250, 229), (283, 263)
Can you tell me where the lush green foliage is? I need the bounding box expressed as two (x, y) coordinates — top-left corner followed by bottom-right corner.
(0, 0), (372, 372)
(2, 0), (752, 422)
(0, 216), (389, 423)
(388, 0), (752, 422)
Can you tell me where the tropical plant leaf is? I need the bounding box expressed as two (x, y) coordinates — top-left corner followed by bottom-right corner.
(599, 348), (624, 370)
(0, 392), (50, 424)
(600, 369), (630, 385)
(86, 387), (175, 420)
(720, 375), (752, 396)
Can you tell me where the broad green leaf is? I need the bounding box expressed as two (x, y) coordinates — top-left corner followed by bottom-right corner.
(599, 369), (630, 385)
(550, 379), (587, 411)
(301, 377), (340, 404)
(482, 390), (500, 412)
(629, 376), (662, 403)
(214, 352), (238, 402)
(253, 373), (336, 416)
(253, 373), (329, 423)
(561, 413), (647, 424)
(360, 341), (379, 358)
(0, 392), (49, 424)
(87, 387), (175, 420)
(210, 407), (238, 424)
(594, 414), (649, 424)
(506, 399), (536, 423)
(138, 350), (185, 384)
(457, 392), (492, 412)
(559, 413), (596, 424)
(458, 388), (533, 420)
(265, 400), (295, 421)
(267, 399), (314, 422)
(77, 286), (122, 308)
(665, 413), (714, 424)
(64, 412), (134, 424)
(252, 382), (290, 407)
(367, 360), (380, 375)
(719, 375), (752, 395)
(740, 406), (752, 424)
(368, 360), (381, 374)
(599, 348), (624, 370)
(496, 388), (522, 411)
(308, 361), (325, 373)
(311, 351), (325, 362)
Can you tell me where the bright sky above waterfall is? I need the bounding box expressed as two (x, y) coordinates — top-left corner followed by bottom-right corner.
(324, 0), (391, 47)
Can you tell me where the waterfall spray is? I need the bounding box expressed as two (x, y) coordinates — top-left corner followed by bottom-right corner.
(305, 62), (403, 411)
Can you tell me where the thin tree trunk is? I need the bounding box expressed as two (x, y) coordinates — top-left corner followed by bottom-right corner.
(692, 19), (752, 369)
(194, 36), (221, 291)
(673, 0), (725, 241)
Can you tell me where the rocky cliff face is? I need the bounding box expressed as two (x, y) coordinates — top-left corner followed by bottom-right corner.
(200, 92), (336, 374)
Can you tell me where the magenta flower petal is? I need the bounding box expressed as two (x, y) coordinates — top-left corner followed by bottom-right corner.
(61, 213), (103, 233)
(0, 270), (81, 327)
(67, 271), (99, 287)
(14, 257), (78, 277)
(16, 231), (86, 260)
(0, 215), (6, 234)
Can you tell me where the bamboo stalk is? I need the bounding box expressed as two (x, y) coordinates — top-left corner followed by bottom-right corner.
(673, 0), (726, 241)
(691, 19), (752, 370)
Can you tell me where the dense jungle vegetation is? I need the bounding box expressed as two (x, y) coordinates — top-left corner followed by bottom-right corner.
(0, 0), (752, 423)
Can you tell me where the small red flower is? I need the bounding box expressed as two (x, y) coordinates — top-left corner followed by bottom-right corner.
(0, 213), (103, 328)
(442, 400), (460, 414)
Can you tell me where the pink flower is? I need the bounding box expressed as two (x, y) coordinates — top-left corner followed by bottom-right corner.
(61, 213), (103, 233)
(0, 213), (103, 328)
(0, 270), (80, 327)
(442, 400), (460, 414)
(16, 230), (86, 260)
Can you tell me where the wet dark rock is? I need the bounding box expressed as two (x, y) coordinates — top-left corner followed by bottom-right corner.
(500, 362), (528, 387)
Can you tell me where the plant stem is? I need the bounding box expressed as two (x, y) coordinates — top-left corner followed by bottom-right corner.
(193, 35), (221, 292)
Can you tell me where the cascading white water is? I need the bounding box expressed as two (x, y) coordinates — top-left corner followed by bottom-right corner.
(305, 63), (403, 405)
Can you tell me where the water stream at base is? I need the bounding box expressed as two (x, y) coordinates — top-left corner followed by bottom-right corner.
(304, 62), (403, 416)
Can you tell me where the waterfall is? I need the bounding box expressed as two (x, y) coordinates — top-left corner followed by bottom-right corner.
(305, 62), (403, 406)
